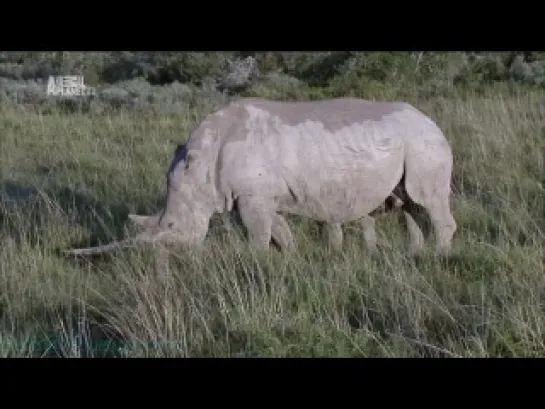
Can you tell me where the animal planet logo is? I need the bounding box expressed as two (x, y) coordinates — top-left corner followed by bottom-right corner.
(46, 75), (96, 97)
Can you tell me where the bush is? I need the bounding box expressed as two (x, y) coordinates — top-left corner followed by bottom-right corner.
(2, 51), (545, 112)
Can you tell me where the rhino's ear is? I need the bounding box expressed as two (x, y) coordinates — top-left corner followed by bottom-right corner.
(174, 144), (187, 161)
(184, 149), (199, 170)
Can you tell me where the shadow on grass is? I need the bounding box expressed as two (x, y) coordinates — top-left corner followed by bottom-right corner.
(37, 304), (127, 358)
(0, 298), (127, 357)
(0, 179), (164, 257)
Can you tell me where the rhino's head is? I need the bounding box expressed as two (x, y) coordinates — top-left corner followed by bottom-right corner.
(65, 143), (224, 256)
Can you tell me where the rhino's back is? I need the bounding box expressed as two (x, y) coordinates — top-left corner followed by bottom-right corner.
(234, 97), (413, 133)
(234, 97), (422, 167)
(217, 98), (428, 222)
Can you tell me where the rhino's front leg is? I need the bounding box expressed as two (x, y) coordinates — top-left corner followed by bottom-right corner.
(360, 215), (378, 253)
(322, 223), (343, 251)
(237, 195), (273, 250)
(271, 213), (296, 252)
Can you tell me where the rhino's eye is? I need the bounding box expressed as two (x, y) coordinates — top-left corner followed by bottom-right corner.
(168, 222), (174, 228)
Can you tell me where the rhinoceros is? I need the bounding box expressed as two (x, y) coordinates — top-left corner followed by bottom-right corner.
(65, 97), (457, 256)
(126, 142), (404, 253)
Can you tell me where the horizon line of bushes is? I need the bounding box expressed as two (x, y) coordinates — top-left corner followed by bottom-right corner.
(1, 51), (544, 115)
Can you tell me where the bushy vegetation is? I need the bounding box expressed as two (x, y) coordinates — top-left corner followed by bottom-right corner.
(0, 52), (544, 357)
(2, 51), (545, 114)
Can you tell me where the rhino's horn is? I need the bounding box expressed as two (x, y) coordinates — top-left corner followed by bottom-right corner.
(128, 213), (160, 228)
(63, 232), (151, 256)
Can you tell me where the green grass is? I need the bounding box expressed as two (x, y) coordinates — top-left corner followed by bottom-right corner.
(0, 87), (544, 357)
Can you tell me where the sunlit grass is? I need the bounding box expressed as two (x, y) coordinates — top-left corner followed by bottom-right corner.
(0, 87), (543, 357)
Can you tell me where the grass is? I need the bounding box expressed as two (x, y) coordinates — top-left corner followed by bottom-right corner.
(0, 86), (544, 357)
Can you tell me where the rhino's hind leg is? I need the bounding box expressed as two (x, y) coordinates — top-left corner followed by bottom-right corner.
(404, 162), (457, 255)
(427, 198), (456, 253)
(237, 195), (273, 250)
(401, 204), (426, 255)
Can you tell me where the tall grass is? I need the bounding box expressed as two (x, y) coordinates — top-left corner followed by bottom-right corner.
(0, 86), (543, 357)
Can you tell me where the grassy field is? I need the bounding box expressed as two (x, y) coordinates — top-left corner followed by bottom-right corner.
(0, 86), (544, 357)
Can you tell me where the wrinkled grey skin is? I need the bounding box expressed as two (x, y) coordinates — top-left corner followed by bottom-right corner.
(65, 97), (456, 256)
(127, 143), (404, 252)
